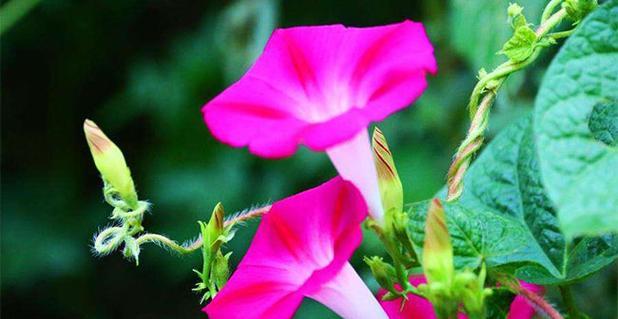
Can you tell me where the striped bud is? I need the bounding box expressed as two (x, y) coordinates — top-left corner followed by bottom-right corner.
(372, 127), (403, 216)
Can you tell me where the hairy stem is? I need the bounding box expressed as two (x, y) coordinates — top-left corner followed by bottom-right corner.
(145, 204), (273, 254)
(224, 205), (271, 227)
(135, 233), (202, 254)
(517, 285), (564, 319)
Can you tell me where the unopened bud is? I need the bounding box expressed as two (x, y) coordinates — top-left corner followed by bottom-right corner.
(83, 119), (137, 207)
(206, 203), (226, 252)
(372, 127), (403, 216)
(364, 256), (396, 292)
(212, 251), (232, 290)
(423, 199), (454, 286)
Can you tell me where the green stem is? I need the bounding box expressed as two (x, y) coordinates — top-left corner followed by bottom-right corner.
(135, 233), (202, 255)
(446, 7), (570, 202)
(0, 0), (41, 35)
(559, 285), (584, 319)
(548, 29), (576, 40)
(541, 0), (563, 23)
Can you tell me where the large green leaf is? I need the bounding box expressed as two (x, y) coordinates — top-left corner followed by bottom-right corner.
(534, 0), (618, 238)
(448, 116), (618, 284)
(449, 0), (544, 70)
(407, 200), (556, 273)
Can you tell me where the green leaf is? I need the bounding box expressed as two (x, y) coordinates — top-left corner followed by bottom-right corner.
(446, 116), (618, 284)
(588, 100), (618, 147)
(407, 200), (553, 272)
(534, 0), (618, 238)
(500, 24), (537, 62)
(449, 0), (544, 69)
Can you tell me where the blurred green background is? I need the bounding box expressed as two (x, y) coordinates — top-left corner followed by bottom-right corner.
(1, 0), (615, 318)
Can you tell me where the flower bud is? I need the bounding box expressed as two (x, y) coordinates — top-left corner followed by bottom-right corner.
(212, 251), (232, 290)
(83, 119), (138, 207)
(372, 127), (403, 217)
(206, 203), (225, 251)
(422, 199), (454, 286)
(364, 256), (396, 292)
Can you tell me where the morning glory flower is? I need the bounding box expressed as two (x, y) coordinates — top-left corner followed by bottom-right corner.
(202, 21), (436, 224)
(204, 177), (388, 319)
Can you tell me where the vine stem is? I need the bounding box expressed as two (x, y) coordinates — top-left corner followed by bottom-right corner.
(446, 7), (568, 202)
(224, 205), (271, 227)
(134, 205), (272, 254)
(516, 284), (564, 319)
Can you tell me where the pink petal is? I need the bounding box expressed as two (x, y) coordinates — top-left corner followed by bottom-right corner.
(204, 177), (368, 319)
(326, 129), (384, 223)
(307, 262), (388, 319)
(507, 282), (545, 319)
(203, 21), (436, 158)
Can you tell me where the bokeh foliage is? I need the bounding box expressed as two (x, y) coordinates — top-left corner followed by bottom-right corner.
(1, 0), (615, 318)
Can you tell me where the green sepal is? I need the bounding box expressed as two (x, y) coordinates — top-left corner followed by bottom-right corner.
(364, 256), (397, 295)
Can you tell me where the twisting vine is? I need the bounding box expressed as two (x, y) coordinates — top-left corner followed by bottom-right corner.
(446, 0), (593, 202)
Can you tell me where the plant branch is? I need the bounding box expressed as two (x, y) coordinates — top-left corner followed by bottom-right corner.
(517, 284), (564, 319)
(135, 233), (202, 255)
(224, 205), (271, 227)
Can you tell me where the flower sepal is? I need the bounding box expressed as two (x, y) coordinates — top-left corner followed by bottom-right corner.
(194, 203), (235, 303)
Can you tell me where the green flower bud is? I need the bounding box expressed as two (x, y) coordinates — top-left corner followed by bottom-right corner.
(372, 127), (403, 217)
(364, 256), (396, 292)
(212, 251), (232, 290)
(83, 119), (138, 207)
(422, 199), (454, 286)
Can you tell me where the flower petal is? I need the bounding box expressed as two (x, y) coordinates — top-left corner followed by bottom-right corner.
(204, 177), (368, 319)
(203, 21), (436, 157)
(306, 262), (388, 319)
(326, 129), (384, 222)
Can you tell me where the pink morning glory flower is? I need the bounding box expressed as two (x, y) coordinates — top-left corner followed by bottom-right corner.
(378, 276), (544, 319)
(204, 177), (388, 319)
(202, 21), (437, 224)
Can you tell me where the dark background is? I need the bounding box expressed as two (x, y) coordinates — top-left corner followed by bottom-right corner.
(1, 0), (616, 318)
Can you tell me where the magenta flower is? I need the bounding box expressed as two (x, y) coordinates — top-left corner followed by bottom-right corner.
(202, 21), (437, 223)
(378, 276), (544, 319)
(204, 177), (388, 319)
